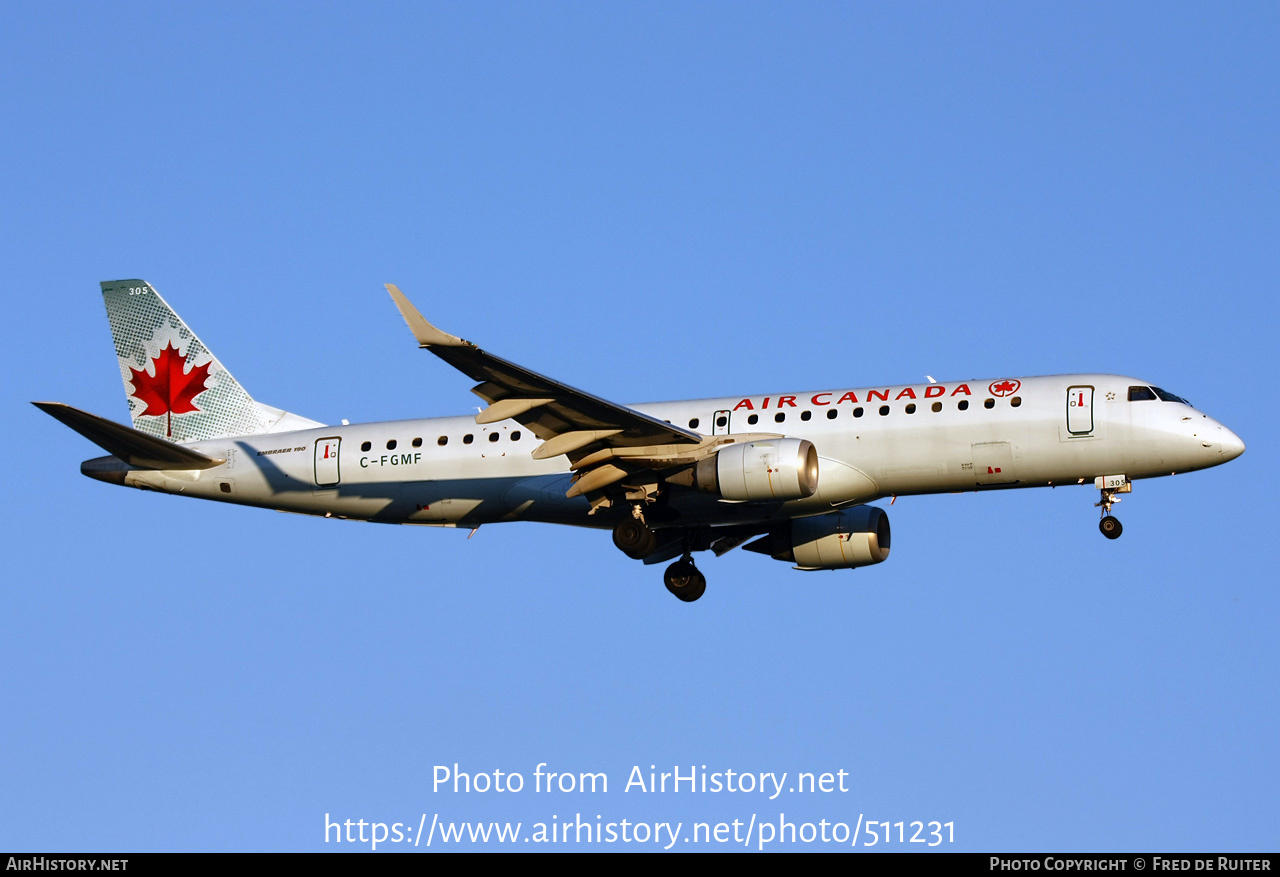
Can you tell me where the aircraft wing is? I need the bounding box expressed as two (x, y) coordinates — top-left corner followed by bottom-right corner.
(386, 284), (715, 505)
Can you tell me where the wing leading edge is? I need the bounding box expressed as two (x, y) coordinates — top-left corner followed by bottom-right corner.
(385, 284), (730, 508)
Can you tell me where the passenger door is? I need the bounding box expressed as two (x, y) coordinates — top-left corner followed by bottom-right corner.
(314, 437), (341, 487)
(1066, 386), (1094, 436)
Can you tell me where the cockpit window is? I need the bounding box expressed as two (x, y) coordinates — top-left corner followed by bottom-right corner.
(1128, 386), (1156, 402)
(1151, 386), (1191, 405)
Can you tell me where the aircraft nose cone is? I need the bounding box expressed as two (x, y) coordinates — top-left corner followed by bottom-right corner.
(1219, 427), (1246, 462)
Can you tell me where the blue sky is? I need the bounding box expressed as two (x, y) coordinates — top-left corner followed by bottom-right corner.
(3, 1), (1276, 852)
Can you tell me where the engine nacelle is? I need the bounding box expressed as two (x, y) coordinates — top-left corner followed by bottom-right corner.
(745, 506), (891, 570)
(694, 438), (819, 502)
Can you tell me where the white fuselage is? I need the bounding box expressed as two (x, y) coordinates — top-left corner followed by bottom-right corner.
(110, 374), (1243, 530)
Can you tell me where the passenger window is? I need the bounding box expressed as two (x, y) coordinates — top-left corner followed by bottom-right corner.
(715, 416), (727, 428)
(878, 405), (890, 416)
(437, 436), (448, 446)
(360, 441), (371, 452)
(747, 414), (759, 425)
(387, 439), (397, 450)
(826, 409), (838, 420)
(775, 412), (786, 423)
(689, 418), (700, 429)
(1010, 397), (1021, 408)
(800, 411), (811, 421)
(983, 398), (995, 409)
(905, 403), (916, 414)
(511, 431), (521, 441)
(931, 401), (942, 413)
(853, 407), (864, 418)
(412, 437), (422, 447)
(488, 433), (499, 442)
(1128, 386), (1156, 402)
(463, 434), (474, 444)
(958, 400), (969, 411)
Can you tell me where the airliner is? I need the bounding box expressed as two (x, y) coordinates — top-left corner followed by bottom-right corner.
(36, 280), (1245, 602)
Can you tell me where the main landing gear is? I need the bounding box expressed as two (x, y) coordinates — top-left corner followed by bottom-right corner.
(612, 511), (708, 602)
(664, 556), (706, 603)
(612, 515), (657, 559)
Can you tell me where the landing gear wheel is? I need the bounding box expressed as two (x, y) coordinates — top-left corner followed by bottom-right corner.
(664, 558), (707, 602)
(1094, 480), (1130, 540)
(613, 518), (658, 559)
(1099, 516), (1123, 539)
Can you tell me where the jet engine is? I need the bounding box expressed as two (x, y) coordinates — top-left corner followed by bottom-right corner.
(744, 506), (891, 570)
(692, 438), (819, 502)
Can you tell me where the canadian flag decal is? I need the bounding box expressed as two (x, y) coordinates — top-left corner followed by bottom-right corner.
(128, 342), (212, 437)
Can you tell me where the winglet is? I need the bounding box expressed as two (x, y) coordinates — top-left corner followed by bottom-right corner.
(385, 284), (469, 348)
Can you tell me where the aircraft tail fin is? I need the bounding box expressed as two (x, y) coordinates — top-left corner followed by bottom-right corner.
(33, 402), (224, 470)
(100, 280), (322, 441)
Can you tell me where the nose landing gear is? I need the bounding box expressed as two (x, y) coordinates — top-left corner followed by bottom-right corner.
(1094, 475), (1131, 540)
(1099, 515), (1123, 539)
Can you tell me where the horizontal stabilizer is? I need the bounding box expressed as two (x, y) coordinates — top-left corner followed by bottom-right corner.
(33, 402), (224, 470)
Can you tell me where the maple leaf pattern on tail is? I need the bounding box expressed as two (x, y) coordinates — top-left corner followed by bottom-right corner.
(128, 342), (213, 437)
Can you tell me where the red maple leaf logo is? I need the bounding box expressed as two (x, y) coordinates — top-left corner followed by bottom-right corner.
(128, 342), (212, 437)
(989, 379), (1021, 397)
